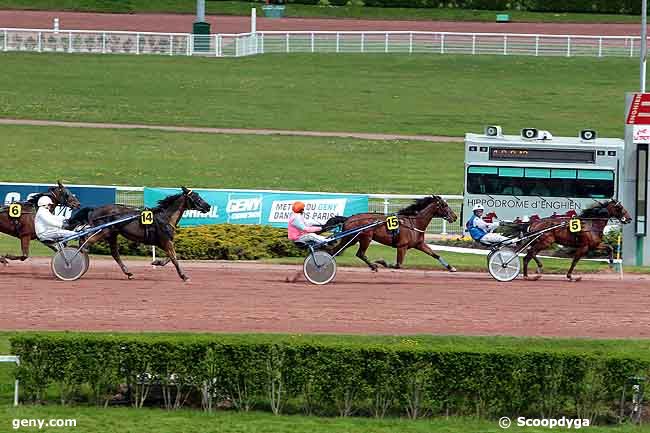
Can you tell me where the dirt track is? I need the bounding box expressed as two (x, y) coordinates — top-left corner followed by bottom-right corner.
(0, 10), (644, 35)
(1, 258), (649, 338)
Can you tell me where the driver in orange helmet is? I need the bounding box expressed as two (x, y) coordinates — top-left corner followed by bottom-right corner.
(288, 201), (327, 244)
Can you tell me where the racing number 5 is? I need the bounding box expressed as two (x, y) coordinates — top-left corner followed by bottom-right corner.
(569, 219), (581, 233)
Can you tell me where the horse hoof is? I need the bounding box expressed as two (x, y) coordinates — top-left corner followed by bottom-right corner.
(567, 276), (582, 282)
(371, 267), (379, 273)
(127, 274), (135, 280)
(525, 275), (541, 281)
(448, 266), (457, 273)
(182, 276), (190, 282)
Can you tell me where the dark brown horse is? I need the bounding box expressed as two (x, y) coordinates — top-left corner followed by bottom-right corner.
(321, 195), (458, 271)
(522, 199), (631, 281)
(72, 187), (210, 281)
(0, 181), (80, 264)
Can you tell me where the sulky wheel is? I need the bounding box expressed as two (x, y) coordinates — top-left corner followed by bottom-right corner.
(303, 250), (337, 285)
(51, 247), (89, 281)
(487, 248), (521, 282)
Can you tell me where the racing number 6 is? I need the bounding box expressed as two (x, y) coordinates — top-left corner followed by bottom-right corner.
(141, 210), (154, 225)
(8, 203), (21, 218)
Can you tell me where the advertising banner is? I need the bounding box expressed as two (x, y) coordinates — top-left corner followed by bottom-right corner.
(144, 187), (369, 227)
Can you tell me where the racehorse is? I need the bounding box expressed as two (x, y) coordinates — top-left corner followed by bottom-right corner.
(0, 181), (80, 264)
(522, 199), (631, 282)
(320, 195), (458, 272)
(69, 187), (210, 281)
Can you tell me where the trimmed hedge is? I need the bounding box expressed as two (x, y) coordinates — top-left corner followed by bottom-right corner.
(10, 334), (649, 422)
(88, 224), (303, 260)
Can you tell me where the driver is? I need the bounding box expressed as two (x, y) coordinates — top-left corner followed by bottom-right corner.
(34, 196), (78, 242)
(288, 201), (328, 244)
(466, 204), (509, 244)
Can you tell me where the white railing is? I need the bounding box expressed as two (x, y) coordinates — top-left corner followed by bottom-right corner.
(0, 27), (645, 59)
(0, 355), (20, 406)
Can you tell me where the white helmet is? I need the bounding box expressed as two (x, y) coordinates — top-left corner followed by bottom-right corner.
(472, 204), (485, 212)
(37, 196), (54, 207)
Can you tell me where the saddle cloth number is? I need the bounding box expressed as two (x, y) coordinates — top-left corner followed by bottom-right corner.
(141, 210), (154, 225)
(8, 203), (21, 218)
(569, 218), (581, 233)
(386, 216), (400, 231)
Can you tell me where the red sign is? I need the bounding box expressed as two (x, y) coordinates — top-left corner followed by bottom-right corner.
(626, 93), (650, 124)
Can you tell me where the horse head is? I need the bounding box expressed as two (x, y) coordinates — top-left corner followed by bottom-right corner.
(606, 199), (632, 224)
(181, 186), (211, 213)
(431, 195), (458, 223)
(50, 181), (80, 209)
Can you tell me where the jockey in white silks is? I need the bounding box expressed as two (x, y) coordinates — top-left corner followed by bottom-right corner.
(34, 196), (77, 242)
(466, 204), (509, 244)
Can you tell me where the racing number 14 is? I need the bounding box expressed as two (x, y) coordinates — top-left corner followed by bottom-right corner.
(141, 210), (154, 225)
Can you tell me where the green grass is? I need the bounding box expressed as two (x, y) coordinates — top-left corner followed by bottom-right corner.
(0, 124), (463, 193)
(0, 53), (637, 137)
(0, 0), (647, 23)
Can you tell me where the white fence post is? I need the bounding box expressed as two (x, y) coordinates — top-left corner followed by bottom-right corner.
(384, 32), (388, 53)
(285, 33), (289, 53)
(260, 33), (264, 54)
(598, 37), (602, 57)
(169, 34), (173, 55)
(187, 35), (191, 56)
(68, 31), (72, 52)
(311, 32), (314, 53)
(535, 35), (539, 56)
(361, 32), (365, 52)
(14, 357), (19, 406)
(3, 29), (7, 51)
(472, 34), (476, 55)
(214, 34), (218, 57)
(566, 36), (570, 57)
(136, 33), (140, 54)
(630, 38), (634, 57)
(235, 36), (239, 56)
(383, 198), (389, 215)
(409, 32), (413, 54)
(442, 219), (447, 235)
(440, 34), (444, 54)
(37, 31), (41, 52)
(102, 32), (106, 53)
(336, 32), (340, 53)
(503, 35), (507, 55)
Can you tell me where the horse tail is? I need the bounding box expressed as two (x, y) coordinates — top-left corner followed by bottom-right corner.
(65, 207), (95, 229)
(318, 215), (349, 234)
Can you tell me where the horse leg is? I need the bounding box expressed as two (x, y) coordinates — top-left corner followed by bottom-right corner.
(2, 235), (31, 262)
(376, 247), (406, 269)
(161, 240), (189, 282)
(152, 257), (171, 267)
(415, 243), (456, 272)
(567, 246), (589, 282)
(523, 249), (542, 281)
(108, 234), (134, 280)
(356, 236), (378, 272)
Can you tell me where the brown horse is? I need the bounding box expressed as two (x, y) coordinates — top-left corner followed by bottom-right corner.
(322, 195), (458, 272)
(0, 181), (80, 264)
(71, 187), (210, 281)
(522, 199), (631, 282)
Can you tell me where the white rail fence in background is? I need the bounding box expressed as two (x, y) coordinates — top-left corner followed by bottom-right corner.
(114, 187), (464, 235)
(1, 28), (646, 58)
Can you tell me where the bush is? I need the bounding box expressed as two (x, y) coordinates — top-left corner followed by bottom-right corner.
(10, 333), (649, 422)
(88, 224), (303, 260)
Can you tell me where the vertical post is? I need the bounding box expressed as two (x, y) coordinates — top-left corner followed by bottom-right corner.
(251, 7), (256, 34)
(409, 32), (413, 54)
(215, 34), (218, 57)
(642, 0), (648, 91)
(567, 36), (571, 57)
(383, 198), (389, 215)
(535, 35), (539, 56)
(14, 357), (20, 407)
(3, 29), (7, 51)
(336, 32), (340, 53)
(102, 32), (106, 54)
(286, 33), (289, 53)
(152, 246), (156, 263)
(384, 32), (388, 53)
(68, 31), (72, 53)
(503, 35), (507, 55)
(136, 33), (140, 54)
(196, 0), (205, 22)
(361, 32), (365, 52)
(260, 33), (264, 54)
(236, 36), (239, 56)
(472, 34), (476, 55)
(311, 32), (314, 53)
(170, 34), (173, 55)
(442, 220), (447, 235)
(598, 37), (602, 57)
(187, 35), (191, 56)
(631, 37), (635, 58)
(440, 34), (444, 54)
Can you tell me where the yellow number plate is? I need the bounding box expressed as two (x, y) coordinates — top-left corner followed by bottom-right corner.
(8, 203), (22, 218)
(569, 218), (582, 233)
(141, 210), (154, 225)
(386, 215), (400, 231)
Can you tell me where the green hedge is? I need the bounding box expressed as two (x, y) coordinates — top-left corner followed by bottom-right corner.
(88, 224), (303, 260)
(10, 334), (649, 422)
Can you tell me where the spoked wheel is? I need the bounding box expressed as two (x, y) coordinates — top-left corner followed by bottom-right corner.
(51, 247), (89, 281)
(303, 251), (337, 285)
(487, 248), (521, 282)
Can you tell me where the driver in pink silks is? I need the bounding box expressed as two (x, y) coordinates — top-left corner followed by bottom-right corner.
(287, 201), (327, 244)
